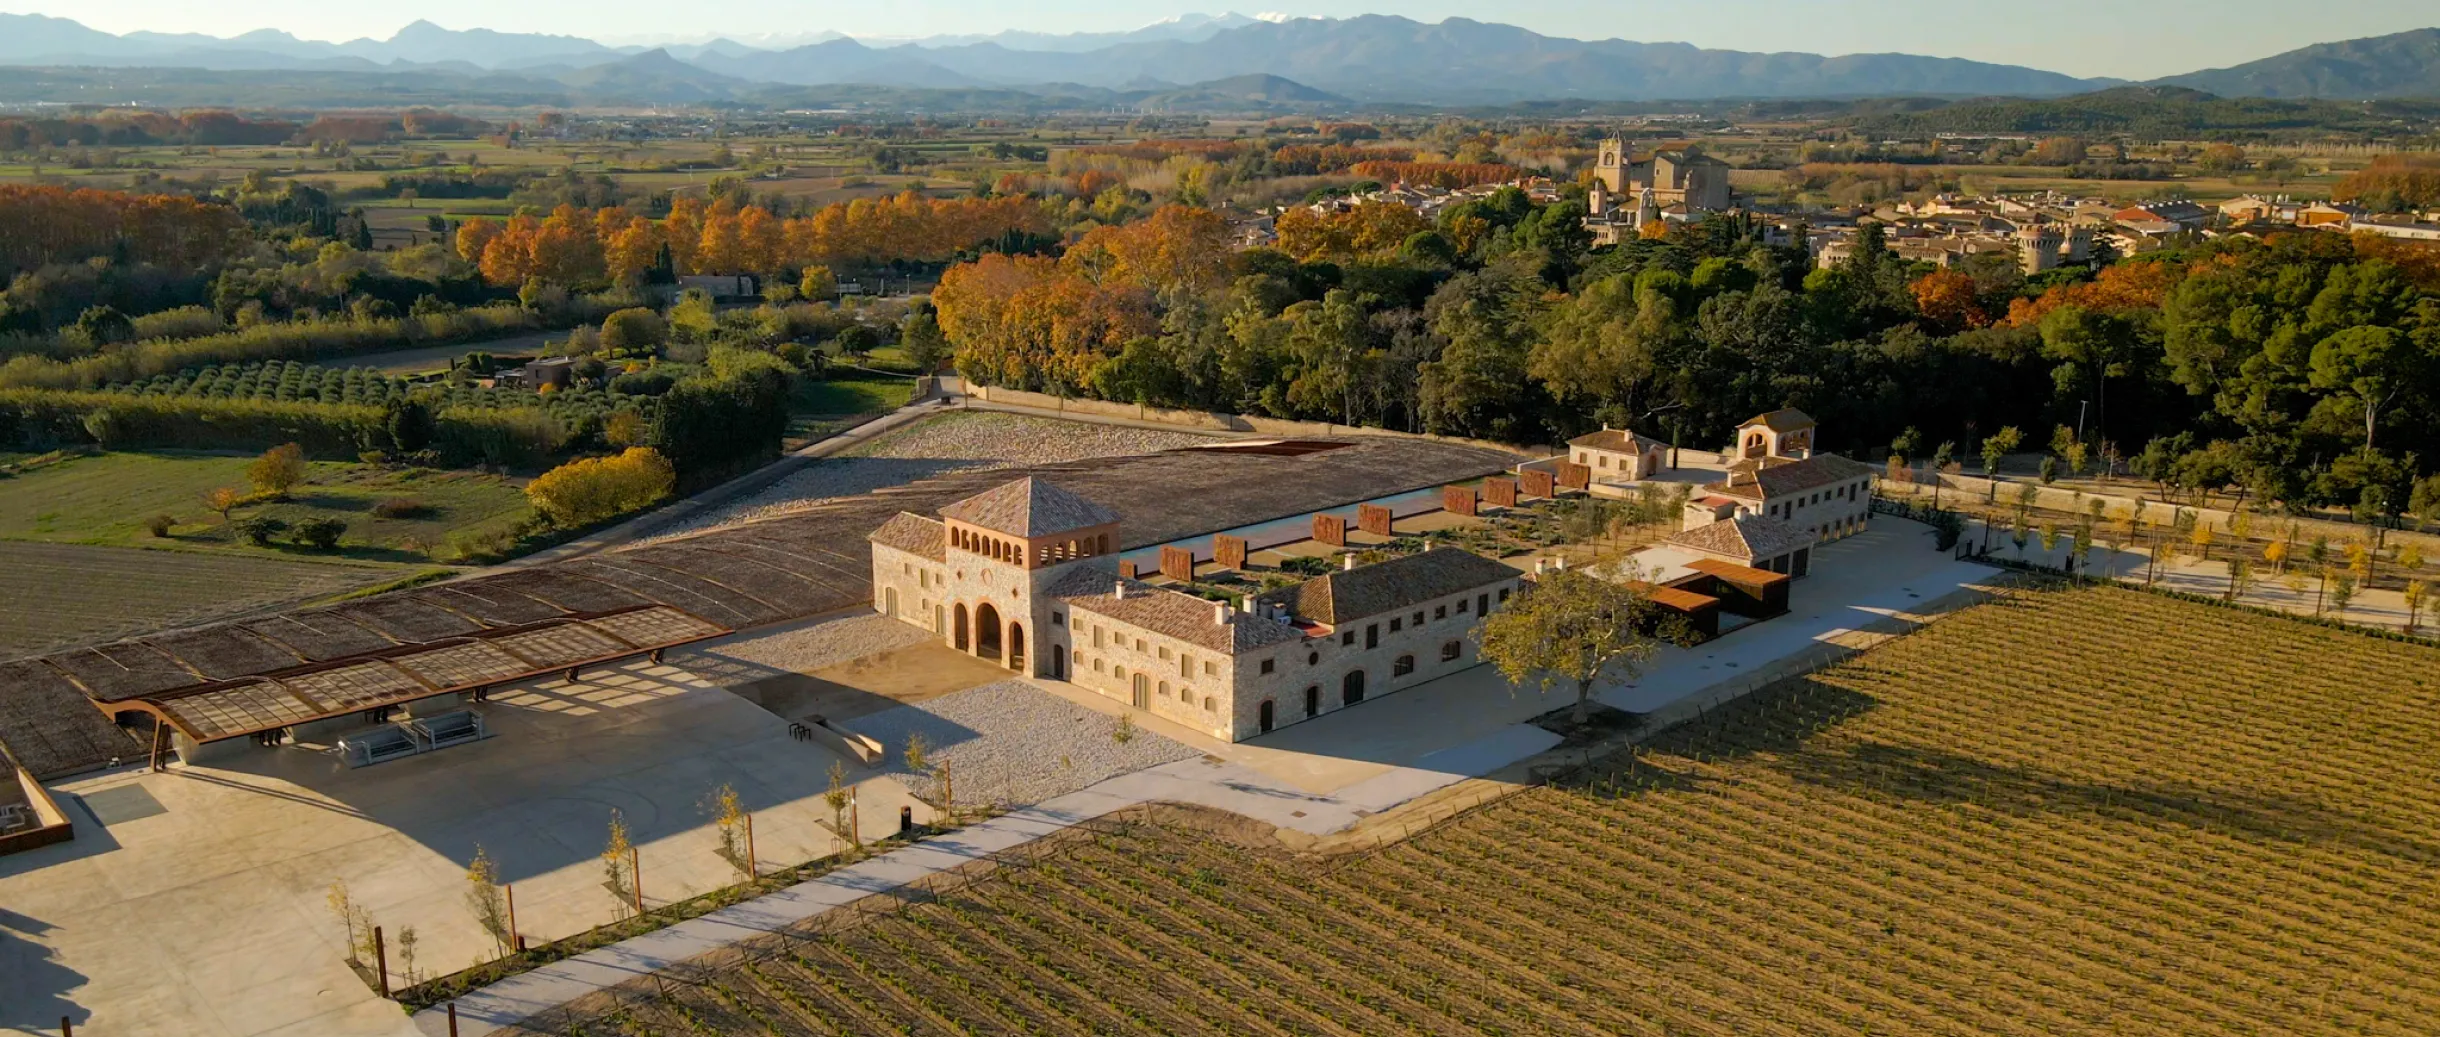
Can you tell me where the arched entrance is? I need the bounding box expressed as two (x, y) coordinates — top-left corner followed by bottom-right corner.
(952, 603), (969, 652)
(975, 603), (1003, 662)
(1259, 699), (1275, 733)
(883, 588), (898, 618)
(1342, 669), (1366, 706)
(1052, 648), (1066, 680)
(1007, 622), (1026, 672)
(1304, 685), (1320, 718)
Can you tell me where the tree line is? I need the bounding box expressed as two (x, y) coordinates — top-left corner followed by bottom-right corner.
(935, 190), (2440, 520)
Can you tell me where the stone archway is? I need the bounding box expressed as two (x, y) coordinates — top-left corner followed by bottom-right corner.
(975, 602), (1003, 662)
(1342, 669), (1366, 706)
(952, 603), (969, 652)
(1007, 621), (1026, 672)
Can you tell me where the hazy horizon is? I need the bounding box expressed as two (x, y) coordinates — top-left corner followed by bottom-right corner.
(0, 1), (2434, 80)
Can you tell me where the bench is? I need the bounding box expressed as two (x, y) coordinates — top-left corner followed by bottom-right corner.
(409, 710), (488, 750)
(336, 726), (422, 768)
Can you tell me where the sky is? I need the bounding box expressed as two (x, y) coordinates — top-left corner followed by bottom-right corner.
(4, 0), (2436, 80)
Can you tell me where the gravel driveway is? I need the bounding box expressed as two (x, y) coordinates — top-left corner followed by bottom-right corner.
(648, 411), (1213, 540)
(842, 680), (1199, 809)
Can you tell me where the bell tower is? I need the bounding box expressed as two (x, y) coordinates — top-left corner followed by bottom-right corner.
(1595, 137), (1629, 194)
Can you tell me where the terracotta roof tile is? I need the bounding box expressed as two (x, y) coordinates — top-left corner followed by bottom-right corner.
(1566, 428), (1662, 452)
(1255, 547), (1518, 626)
(1665, 514), (1812, 561)
(1704, 452), (1873, 501)
(1062, 579), (1304, 655)
(1738, 407), (1816, 432)
(939, 478), (1119, 538)
(867, 512), (946, 561)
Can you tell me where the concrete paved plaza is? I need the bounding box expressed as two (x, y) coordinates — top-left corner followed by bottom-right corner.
(0, 651), (939, 1037)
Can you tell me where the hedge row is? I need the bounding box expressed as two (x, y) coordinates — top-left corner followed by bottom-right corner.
(0, 390), (571, 468)
(0, 301), (624, 391)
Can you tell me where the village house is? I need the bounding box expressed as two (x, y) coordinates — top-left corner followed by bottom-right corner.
(1568, 426), (1672, 483)
(868, 477), (1522, 742)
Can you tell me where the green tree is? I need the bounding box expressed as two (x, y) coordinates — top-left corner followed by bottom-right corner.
(1476, 567), (1680, 726)
(900, 309), (951, 372)
(2308, 325), (2419, 455)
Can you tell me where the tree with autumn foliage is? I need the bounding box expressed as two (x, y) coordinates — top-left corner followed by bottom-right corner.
(1911, 270), (1990, 333)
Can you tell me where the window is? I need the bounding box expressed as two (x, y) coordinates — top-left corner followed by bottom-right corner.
(1393, 655), (1415, 677)
(1093, 626), (1104, 648)
(1114, 666), (1127, 679)
(1365, 624), (1379, 649)
(1477, 593), (1490, 614)
(1204, 696), (1217, 712)
(1158, 646), (1172, 661)
(1094, 658), (1105, 673)
(1051, 611), (1064, 627)
(1457, 598), (1469, 614)
(1498, 589), (1510, 603)
(1435, 605), (1447, 621)
(1307, 651), (1319, 666)
(1260, 658), (1276, 675)
(1441, 640), (1462, 662)
(1179, 655), (1192, 678)
(1389, 617), (1402, 633)
(1342, 631), (1356, 647)
(1134, 638), (1146, 652)
(1204, 661), (1217, 675)
(1159, 681), (1170, 697)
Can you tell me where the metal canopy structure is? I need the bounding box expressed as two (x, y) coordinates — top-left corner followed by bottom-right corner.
(127, 606), (727, 743)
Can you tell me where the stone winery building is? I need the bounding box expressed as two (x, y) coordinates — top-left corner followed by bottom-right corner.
(868, 477), (1521, 742)
(1671, 408), (1875, 577)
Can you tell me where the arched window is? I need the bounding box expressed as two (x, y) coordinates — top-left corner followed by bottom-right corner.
(1441, 640), (1462, 662)
(1393, 655), (1416, 677)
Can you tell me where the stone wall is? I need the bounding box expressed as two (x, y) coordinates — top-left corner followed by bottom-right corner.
(966, 384), (1543, 458)
(1054, 603), (1242, 739)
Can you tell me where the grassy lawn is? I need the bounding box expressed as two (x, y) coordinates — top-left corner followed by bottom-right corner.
(798, 373), (917, 417)
(0, 450), (533, 562)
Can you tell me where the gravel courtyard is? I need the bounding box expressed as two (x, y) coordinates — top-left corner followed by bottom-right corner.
(653, 411), (1215, 538)
(842, 680), (1200, 809)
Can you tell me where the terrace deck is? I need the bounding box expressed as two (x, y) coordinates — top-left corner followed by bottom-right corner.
(0, 437), (1520, 776)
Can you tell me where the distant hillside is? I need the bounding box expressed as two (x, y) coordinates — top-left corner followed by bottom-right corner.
(2155, 27), (2440, 99)
(913, 15), (2110, 102)
(1846, 85), (2440, 140)
(557, 49), (754, 104)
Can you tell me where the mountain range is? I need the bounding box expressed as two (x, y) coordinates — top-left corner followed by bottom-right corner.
(0, 13), (2435, 107)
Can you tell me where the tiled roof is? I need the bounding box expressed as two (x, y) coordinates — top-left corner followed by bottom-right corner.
(938, 477), (1119, 538)
(867, 512), (946, 561)
(1665, 514), (1811, 561)
(1567, 428), (1662, 453)
(1255, 547), (1519, 626)
(1061, 579), (1304, 656)
(1686, 557), (1791, 585)
(1739, 407), (1816, 433)
(1705, 453), (1874, 501)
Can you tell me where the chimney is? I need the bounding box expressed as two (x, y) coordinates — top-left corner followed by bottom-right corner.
(1240, 596), (1255, 613)
(1113, 582), (1126, 600)
(1343, 553), (1357, 571)
(1534, 558), (1547, 575)
(1214, 602), (1231, 625)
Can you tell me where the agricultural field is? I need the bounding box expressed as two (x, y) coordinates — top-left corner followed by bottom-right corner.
(0, 540), (413, 655)
(548, 584), (2440, 1036)
(0, 450), (532, 560)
